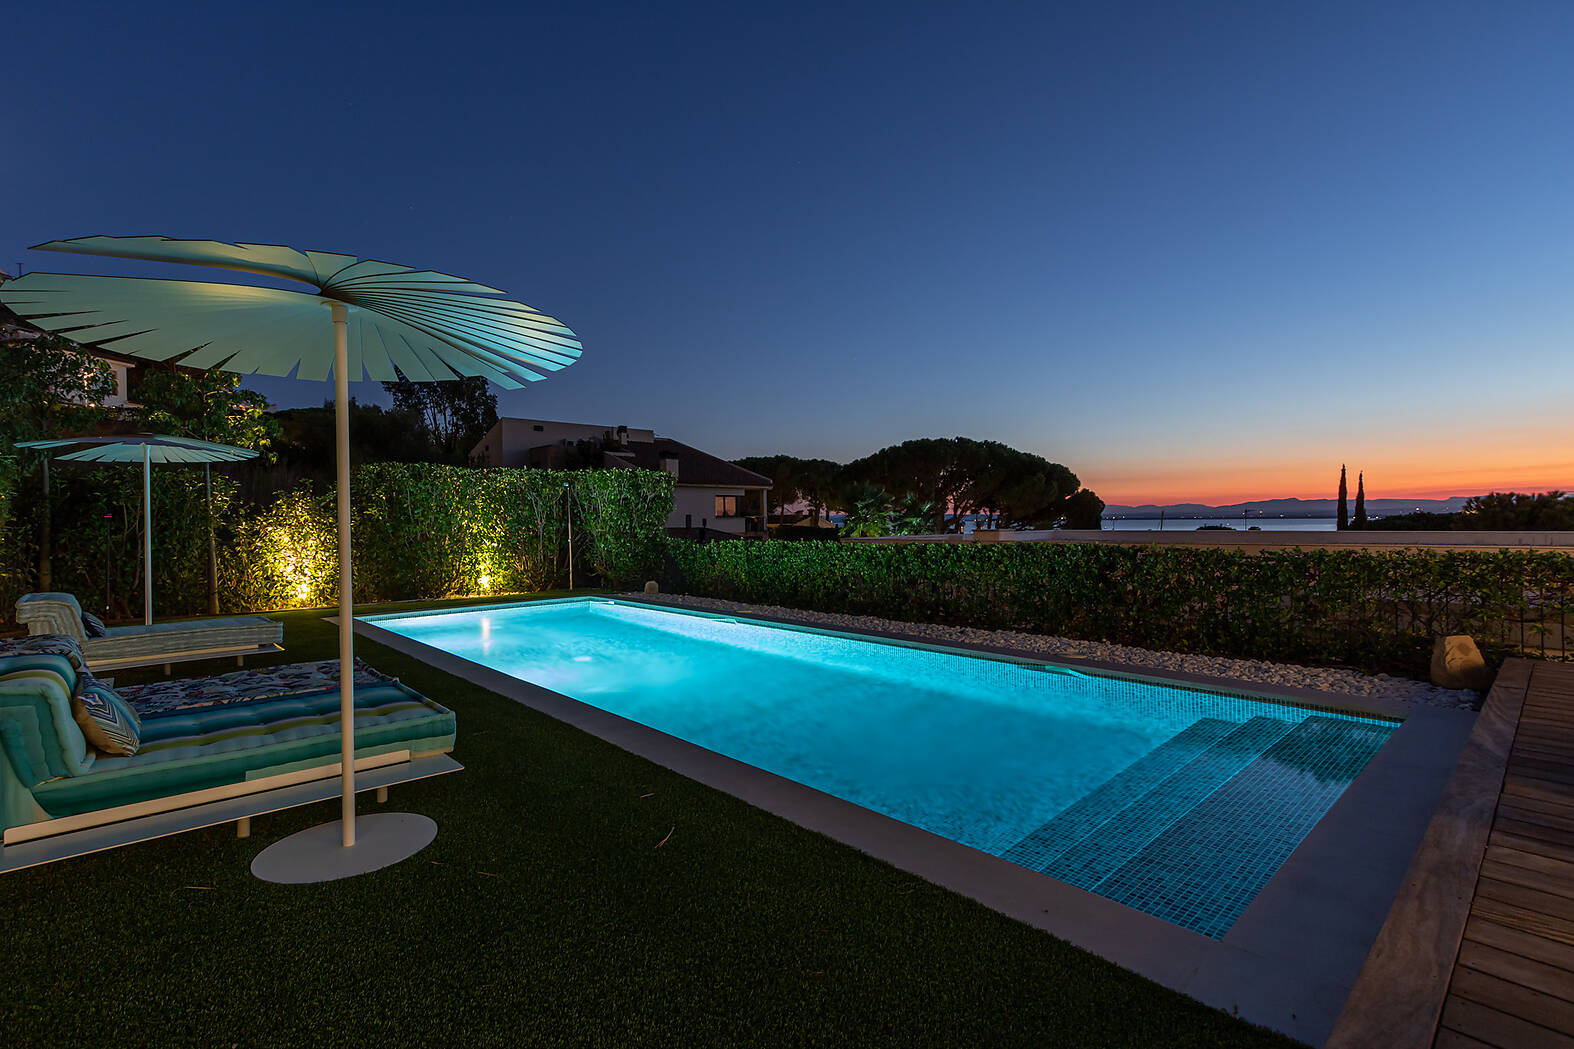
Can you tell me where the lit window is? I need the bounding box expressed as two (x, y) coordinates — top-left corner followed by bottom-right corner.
(715, 495), (738, 517)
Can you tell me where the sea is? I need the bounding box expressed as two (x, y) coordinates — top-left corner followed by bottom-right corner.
(1102, 517), (1338, 532)
(828, 514), (1342, 533)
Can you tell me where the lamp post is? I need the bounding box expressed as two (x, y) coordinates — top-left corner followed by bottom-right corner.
(102, 510), (112, 614)
(564, 480), (573, 591)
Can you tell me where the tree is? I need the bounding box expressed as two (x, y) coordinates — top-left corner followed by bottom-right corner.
(841, 437), (1088, 533)
(1062, 488), (1106, 529)
(1353, 472), (1367, 529)
(734, 455), (841, 523)
(0, 333), (118, 443)
(1461, 491), (1574, 530)
(381, 376), (498, 462)
(0, 332), (118, 589)
(838, 481), (894, 537)
(1337, 465), (1349, 531)
(135, 365), (279, 454)
(1368, 492), (1574, 531)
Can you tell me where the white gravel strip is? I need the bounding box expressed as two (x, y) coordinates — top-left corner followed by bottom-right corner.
(623, 592), (1482, 711)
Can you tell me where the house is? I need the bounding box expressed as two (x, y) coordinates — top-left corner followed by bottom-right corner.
(469, 418), (772, 538)
(0, 280), (140, 408)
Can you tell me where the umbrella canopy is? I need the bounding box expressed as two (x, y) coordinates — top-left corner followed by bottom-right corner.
(20, 434), (258, 463)
(17, 435), (258, 626)
(0, 236), (580, 386)
(0, 236), (582, 874)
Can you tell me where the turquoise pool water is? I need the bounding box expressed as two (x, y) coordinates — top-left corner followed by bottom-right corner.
(372, 598), (1399, 938)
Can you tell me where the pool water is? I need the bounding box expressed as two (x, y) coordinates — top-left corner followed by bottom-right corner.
(372, 598), (1399, 938)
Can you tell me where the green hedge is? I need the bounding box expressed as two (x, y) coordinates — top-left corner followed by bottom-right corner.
(3, 462), (672, 618)
(669, 540), (1574, 676)
(340, 463), (672, 602)
(2, 467), (232, 620)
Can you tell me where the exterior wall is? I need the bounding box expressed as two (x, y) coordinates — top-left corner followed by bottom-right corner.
(671, 485), (747, 533)
(470, 418), (656, 466)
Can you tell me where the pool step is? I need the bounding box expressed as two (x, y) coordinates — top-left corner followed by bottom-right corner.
(1093, 715), (1396, 938)
(1001, 717), (1238, 871)
(1039, 715), (1299, 892)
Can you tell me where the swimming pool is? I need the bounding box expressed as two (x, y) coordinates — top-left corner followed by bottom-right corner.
(370, 597), (1399, 939)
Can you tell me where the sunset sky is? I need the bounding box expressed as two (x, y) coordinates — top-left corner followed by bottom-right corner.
(6, 3), (1573, 507)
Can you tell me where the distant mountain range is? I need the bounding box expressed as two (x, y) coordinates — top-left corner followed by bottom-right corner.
(1103, 496), (1471, 520)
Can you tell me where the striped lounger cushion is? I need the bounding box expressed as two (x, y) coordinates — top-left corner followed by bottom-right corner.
(30, 682), (456, 818)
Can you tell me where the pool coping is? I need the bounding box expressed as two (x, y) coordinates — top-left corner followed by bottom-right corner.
(353, 596), (1477, 1047)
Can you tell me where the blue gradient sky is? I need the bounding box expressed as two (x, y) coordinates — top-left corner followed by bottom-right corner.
(7, 2), (1573, 503)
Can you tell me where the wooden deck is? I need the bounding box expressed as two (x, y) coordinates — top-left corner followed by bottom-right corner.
(1433, 660), (1574, 1049)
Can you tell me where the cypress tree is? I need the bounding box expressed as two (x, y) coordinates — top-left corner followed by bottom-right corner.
(1354, 472), (1367, 529)
(1337, 464), (1348, 531)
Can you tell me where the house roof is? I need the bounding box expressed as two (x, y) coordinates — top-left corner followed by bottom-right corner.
(609, 438), (771, 488)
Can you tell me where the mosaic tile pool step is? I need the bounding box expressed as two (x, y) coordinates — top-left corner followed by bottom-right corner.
(1094, 715), (1397, 938)
(1042, 716), (1299, 891)
(1000, 718), (1238, 871)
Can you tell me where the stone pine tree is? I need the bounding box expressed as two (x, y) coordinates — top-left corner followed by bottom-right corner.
(1337, 464), (1349, 531)
(1354, 472), (1367, 529)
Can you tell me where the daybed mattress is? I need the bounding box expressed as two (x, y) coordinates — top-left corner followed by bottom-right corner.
(32, 682), (455, 817)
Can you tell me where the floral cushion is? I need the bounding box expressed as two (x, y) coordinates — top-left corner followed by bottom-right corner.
(0, 634), (88, 669)
(71, 671), (142, 756)
(81, 611), (108, 638)
(119, 658), (393, 718)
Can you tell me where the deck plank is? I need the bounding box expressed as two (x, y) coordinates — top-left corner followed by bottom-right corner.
(1463, 916), (1574, 975)
(1439, 995), (1574, 1049)
(1469, 895), (1574, 948)
(1432, 1028), (1498, 1049)
(1491, 829), (1574, 866)
(1494, 816), (1574, 851)
(1483, 843), (1574, 880)
(1450, 967), (1574, 1034)
(1496, 804), (1574, 834)
(1477, 859), (1574, 903)
(1457, 941), (1574, 1003)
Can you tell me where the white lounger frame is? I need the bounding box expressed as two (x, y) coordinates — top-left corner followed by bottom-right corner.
(89, 641), (285, 674)
(0, 751), (461, 874)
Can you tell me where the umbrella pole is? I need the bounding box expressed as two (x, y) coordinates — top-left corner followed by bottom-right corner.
(39, 458), (51, 592)
(251, 304), (437, 883)
(333, 303), (356, 848)
(206, 463), (219, 616)
(143, 444), (153, 626)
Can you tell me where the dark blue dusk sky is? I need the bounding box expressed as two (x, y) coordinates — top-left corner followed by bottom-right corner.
(7, 2), (1573, 503)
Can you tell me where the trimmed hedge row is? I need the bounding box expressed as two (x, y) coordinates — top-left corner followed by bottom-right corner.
(669, 539), (1574, 676)
(2, 468), (233, 621)
(223, 463), (673, 609)
(3, 463), (673, 619)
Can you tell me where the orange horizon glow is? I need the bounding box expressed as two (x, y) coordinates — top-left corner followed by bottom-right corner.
(1088, 454), (1574, 508)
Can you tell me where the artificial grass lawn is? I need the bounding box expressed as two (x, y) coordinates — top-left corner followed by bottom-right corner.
(2, 594), (1305, 1048)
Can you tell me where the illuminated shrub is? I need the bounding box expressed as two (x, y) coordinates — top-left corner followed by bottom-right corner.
(223, 488), (338, 610)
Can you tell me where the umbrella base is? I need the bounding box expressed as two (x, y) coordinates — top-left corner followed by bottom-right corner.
(250, 812), (437, 884)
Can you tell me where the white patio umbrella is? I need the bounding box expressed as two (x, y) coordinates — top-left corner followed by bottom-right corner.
(1, 236), (582, 880)
(18, 434), (257, 625)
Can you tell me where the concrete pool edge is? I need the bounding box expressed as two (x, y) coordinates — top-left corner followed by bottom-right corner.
(353, 601), (1476, 1046)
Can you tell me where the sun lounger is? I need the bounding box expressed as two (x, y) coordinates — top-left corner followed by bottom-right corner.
(16, 592), (283, 672)
(0, 637), (459, 873)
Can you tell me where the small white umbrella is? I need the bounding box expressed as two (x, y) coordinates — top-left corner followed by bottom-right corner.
(18, 434), (257, 625)
(2, 236), (582, 880)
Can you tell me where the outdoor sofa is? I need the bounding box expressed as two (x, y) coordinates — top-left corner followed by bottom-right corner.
(16, 592), (283, 672)
(0, 635), (459, 873)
